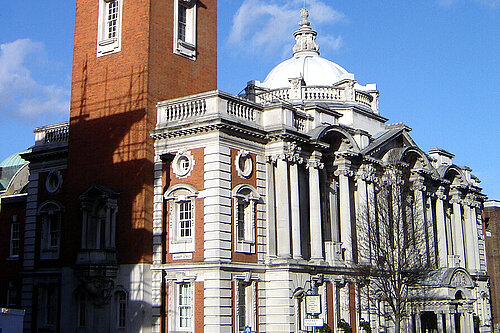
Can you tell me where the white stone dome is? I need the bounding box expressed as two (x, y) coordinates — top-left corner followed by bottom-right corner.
(260, 54), (351, 90)
(257, 8), (353, 91)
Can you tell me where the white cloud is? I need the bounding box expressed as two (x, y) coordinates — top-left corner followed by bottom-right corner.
(228, 0), (344, 56)
(0, 39), (69, 123)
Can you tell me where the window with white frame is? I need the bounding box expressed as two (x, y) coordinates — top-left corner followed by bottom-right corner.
(233, 185), (260, 253)
(174, 0), (197, 59)
(235, 279), (257, 333)
(9, 216), (20, 258)
(97, 0), (123, 56)
(115, 291), (127, 329)
(39, 202), (63, 260)
(165, 184), (198, 254)
(178, 283), (193, 330)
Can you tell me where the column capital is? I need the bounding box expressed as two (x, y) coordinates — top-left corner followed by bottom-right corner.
(355, 164), (377, 182)
(436, 186), (447, 201)
(334, 168), (353, 177)
(306, 151), (324, 170)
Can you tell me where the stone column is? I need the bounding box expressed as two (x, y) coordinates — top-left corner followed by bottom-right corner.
(411, 175), (428, 264)
(276, 157), (291, 259)
(335, 164), (354, 264)
(308, 153), (324, 262)
(470, 205), (481, 269)
(435, 187), (448, 268)
(437, 312), (444, 332)
(290, 160), (302, 259)
(415, 312), (421, 333)
(451, 192), (466, 267)
(446, 312), (455, 332)
(463, 198), (476, 270)
(355, 167), (369, 264)
(266, 158), (277, 258)
(465, 312), (475, 332)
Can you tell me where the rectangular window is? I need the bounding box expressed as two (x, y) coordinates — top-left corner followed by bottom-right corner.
(7, 283), (17, 308)
(178, 283), (193, 329)
(46, 286), (58, 326)
(178, 3), (187, 42)
(179, 201), (192, 239)
(174, 0), (197, 59)
(118, 292), (127, 328)
(97, 0), (122, 56)
(237, 284), (246, 330)
(106, 1), (119, 39)
(48, 215), (59, 248)
(78, 294), (86, 328)
(10, 218), (20, 258)
(237, 200), (246, 242)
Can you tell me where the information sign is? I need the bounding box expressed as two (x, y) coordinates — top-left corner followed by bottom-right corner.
(304, 318), (324, 327)
(305, 295), (322, 315)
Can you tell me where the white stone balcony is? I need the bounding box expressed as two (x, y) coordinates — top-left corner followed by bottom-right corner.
(254, 84), (379, 114)
(34, 121), (69, 147)
(156, 90), (262, 129)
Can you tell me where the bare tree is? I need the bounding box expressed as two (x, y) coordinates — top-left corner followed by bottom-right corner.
(356, 166), (432, 333)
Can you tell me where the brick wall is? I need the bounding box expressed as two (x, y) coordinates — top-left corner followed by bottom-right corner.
(485, 204), (500, 329)
(67, 0), (217, 265)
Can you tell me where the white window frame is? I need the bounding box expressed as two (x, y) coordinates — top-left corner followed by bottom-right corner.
(232, 185), (260, 253)
(97, 0), (123, 56)
(173, 0), (197, 59)
(177, 283), (193, 330)
(166, 276), (197, 333)
(234, 277), (257, 333)
(165, 184), (198, 254)
(9, 216), (20, 258)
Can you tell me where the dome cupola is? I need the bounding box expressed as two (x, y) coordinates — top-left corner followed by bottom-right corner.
(258, 8), (353, 91)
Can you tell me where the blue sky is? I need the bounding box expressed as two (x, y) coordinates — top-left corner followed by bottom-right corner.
(0, 1), (499, 199)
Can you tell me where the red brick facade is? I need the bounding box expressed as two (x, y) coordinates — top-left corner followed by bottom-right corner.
(484, 203), (500, 330)
(67, 0), (217, 266)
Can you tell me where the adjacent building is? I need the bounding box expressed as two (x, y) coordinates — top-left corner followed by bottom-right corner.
(485, 201), (500, 332)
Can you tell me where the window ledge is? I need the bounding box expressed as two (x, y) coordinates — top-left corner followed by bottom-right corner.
(175, 41), (196, 60)
(6, 256), (19, 261)
(99, 38), (118, 46)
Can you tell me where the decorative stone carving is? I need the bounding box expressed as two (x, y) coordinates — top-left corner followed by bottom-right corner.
(450, 271), (472, 288)
(436, 186), (447, 201)
(80, 277), (115, 306)
(235, 150), (253, 178)
(172, 149), (194, 178)
(292, 8), (320, 56)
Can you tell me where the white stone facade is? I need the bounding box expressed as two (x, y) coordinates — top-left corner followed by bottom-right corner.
(151, 9), (491, 333)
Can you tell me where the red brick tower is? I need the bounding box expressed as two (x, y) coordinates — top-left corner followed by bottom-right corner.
(67, 0), (216, 265)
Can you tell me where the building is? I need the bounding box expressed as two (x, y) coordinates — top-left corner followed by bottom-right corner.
(151, 7), (491, 333)
(484, 201), (500, 332)
(0, 1), (492, 333)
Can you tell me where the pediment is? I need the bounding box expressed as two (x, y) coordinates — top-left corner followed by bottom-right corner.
(79, 184), (119, 201)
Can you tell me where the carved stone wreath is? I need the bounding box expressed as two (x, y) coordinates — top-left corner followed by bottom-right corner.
(235, 150), (253, 179)
(172, 150), (194, 179)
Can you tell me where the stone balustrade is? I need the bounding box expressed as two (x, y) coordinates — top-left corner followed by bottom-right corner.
(256, 85), (378, 113)
(156, 91), (262, 127)
(34, 122), (70, 146)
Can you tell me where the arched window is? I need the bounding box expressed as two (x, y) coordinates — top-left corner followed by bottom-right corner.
(164, 184), (199, 254)
(232, 185), (260, 253)
(38, 201), (64, 260)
